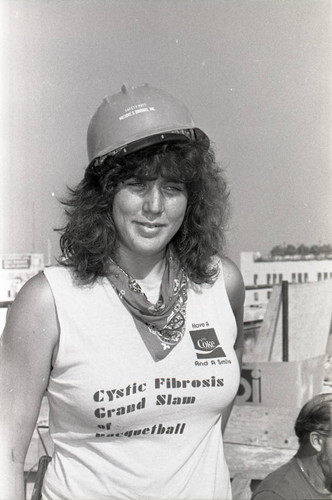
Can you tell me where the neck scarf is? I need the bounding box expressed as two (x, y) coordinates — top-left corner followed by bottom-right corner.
(107, 247), (188, 348)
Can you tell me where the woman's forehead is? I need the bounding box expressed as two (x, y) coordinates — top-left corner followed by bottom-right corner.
(131, 162), (187, 181)
(129, 173), (185, 183)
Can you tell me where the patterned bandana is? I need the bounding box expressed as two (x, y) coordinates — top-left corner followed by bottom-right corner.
(107, 247), (188, 350)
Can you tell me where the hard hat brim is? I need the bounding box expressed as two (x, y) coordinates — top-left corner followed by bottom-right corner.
(94, 128), (209, 160)
(112, 130), (193, 157)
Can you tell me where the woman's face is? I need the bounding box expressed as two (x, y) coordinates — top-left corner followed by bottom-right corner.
(112, 175), (188, 264)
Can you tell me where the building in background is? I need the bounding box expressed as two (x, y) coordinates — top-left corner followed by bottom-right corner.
(241, 244), (332, 309)
(0, 253), (44, 303)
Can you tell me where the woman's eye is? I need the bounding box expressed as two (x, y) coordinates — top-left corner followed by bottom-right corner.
(125, 179), (145, 188)
(164, 184), (185, 193)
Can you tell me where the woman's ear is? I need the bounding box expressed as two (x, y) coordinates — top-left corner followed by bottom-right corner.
(310, 431), (323, 452)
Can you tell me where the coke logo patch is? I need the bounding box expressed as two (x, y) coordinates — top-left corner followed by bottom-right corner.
(190, 328), (226, 359)
(197, 339), (216, 350)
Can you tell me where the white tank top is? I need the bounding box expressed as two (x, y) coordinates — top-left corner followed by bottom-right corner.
(42, 263), (239, 500)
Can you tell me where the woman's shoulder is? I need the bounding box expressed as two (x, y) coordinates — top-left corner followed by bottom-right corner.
(14, 270), (55, 306)
(6, 271), (58, 324)
(219, 257), (245, 314)
(44, 264), (85, 291)
(44, 264), (100, 290)
(193, 256), (245, 313)
(43, 264), (72, 280)
(3, 271), (59, 346)
(220, 256), (243, 283)
(2, 272), (59, 370)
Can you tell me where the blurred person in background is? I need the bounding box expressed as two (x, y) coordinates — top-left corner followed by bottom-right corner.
(252, 393), (332, 500)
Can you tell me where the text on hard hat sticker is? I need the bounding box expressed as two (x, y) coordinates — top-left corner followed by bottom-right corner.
(119, 107), (156, 121)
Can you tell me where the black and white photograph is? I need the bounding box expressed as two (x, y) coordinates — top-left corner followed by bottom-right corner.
(1, 1), (331, 499)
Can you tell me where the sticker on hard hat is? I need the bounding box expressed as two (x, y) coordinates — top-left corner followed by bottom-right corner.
(119, 107), (156, 121)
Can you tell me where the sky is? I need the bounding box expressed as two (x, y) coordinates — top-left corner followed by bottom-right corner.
(0, 0), (331, 266)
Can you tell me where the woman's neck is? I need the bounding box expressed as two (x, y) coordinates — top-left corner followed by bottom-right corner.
(112, 247), (166, 280)
(135, 260), (166, 304)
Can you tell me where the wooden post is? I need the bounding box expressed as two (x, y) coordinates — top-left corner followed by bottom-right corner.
(282, 281), (289, 362)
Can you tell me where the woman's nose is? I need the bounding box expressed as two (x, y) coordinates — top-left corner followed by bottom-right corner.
(142, 186), (164, 215)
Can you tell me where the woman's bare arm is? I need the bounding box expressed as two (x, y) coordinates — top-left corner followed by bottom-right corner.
(0, 272), (59, 500)
(220, 257), (245, 434)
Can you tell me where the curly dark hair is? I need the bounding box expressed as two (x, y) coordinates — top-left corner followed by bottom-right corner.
(58, 133), (230, 285)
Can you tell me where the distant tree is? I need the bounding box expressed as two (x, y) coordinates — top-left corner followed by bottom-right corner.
(298, 244), (310, 256)
(310, 245), (320, 256)
(285, 244), (297, 256)
(271, 245), (285, 257)
(269, 243), (332, 258)
(320, 244), (332, 254)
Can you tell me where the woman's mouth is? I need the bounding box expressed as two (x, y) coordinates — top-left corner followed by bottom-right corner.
(136, 221), (165, 228)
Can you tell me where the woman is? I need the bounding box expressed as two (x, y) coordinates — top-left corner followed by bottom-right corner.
(0, 84), (244, 499)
